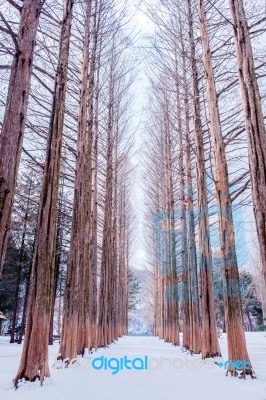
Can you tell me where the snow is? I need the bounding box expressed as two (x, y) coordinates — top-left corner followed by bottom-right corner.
(0, 333), (266, 400)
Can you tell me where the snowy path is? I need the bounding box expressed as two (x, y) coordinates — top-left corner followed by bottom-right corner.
(0, 333), (265, 400)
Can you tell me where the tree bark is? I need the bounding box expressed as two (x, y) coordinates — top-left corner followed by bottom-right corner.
(49, 184), (64, 345)
(197, 0), (255, 377)
(166, 186), (179, 346)
(18, 272), (30, 345)
(10, 202), (29, 344)
(181, 45), (201, 355)
(14, 0), (74, 385)
(0, 0), (43, 275)
(186, 0), (221, 359)
(228, 0), (266, 289)
(60, 0), (92, 360)
(98, 46), (115, 347)
(176, 80), (190, 350)
(77, 5), (100, 353)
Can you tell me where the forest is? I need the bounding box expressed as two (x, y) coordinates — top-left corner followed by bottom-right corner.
(0, 0), (265, 397)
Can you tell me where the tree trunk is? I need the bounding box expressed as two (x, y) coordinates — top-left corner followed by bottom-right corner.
(176, 81), (190, 350)
(164, 92), (179, 346)
(60, 0), (92, 360)
(10, 217), (27, 344)
(181, 45), (201, 355)
(18, 235), (34, 346)
(0, 0), (43, 275)
(186, 0), (221, 359)
(197, 0), (255, 377)
(14, 0), (74, 385)
(98, 50), (115, 348)
(77, 7), (100, 353)
(49, 186), (64, 345)
(98, 122), (114, 347)
(246, 310), (253, 332)
(89, 50), (101, 349)
(228, 0), (266, 289)
(117, 180), (128, 337)
(18, 272), (30, 345)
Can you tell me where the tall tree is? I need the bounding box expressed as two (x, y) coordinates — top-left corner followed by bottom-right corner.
(181, 42), (201, 355)
(98, 42), (115, 347)
(14, 0), (74, 384)
(186, 0), (221, 359)
(228, 0), (266, 288)
(0, 0), (44, 275)
(77, 0), (103, 354)
(164, 101), (179, 346)
(197, 0), (255, 377)
(60, 0), (92, 361)
(176, 82), (190, 351)
(10, 182), (32, 344)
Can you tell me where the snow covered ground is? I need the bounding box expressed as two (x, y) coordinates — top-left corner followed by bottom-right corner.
(0, 333), (265, 400)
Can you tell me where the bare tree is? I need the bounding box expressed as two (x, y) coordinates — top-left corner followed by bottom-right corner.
(228, 0), (266, 289)
(197, 0), (255, 378)
(0, 0), (45, 275)
(186, 0), (221, 359)
(14, 0), (74, 384)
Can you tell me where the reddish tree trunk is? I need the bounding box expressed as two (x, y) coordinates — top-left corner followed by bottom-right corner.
(0, 0), (43, 275)
(60, 0), (92, 360)
(176, 80), (190, 350)
(197, 0), (255, 377)
(186, 0), (221, 359)
(228, 0), (266, 289)
(14, 0), (74, 385)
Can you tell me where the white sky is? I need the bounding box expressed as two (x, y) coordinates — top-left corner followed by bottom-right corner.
(127, 2), (156, 270)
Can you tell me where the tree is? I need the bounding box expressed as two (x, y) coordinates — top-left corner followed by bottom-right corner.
(128, 269), (141, 310)
(197, 0), (255, 378)
(186, 0), (221, 359)
(0, 0), (44, 275)
(180, 27), (201, 355)
(14, 0), (74, 384)
(60, 0), (92, 361)
(228, 0), (266, 289)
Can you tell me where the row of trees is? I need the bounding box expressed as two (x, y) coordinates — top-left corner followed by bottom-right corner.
(0, 0), (266, 387)
(144, 0), (266, 378)
(0, 0), (136, 386)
